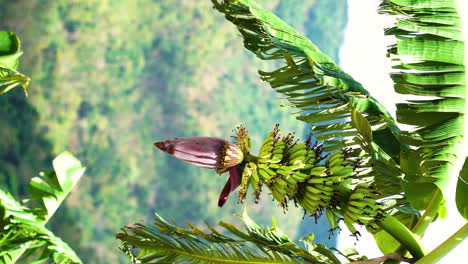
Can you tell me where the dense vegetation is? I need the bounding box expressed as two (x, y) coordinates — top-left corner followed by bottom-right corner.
(0, 1), (347, 263)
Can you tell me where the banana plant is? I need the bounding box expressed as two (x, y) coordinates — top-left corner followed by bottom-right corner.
(0, 152), (85, 264)
(118, 0), (467, 263)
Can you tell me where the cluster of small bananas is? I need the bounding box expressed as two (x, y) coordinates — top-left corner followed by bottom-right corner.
(342, 183), (385, 235)
(236, 125), (384, 235)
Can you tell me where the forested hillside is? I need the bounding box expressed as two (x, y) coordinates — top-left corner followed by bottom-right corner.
(0, 1), (347, 263)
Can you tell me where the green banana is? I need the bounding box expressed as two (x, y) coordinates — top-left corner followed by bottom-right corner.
(309, 166), (327, 176)
(302, 190), (322, 202)
(284, 175), (298, 185)
(288, 162), (306, 170)
(327, 151), (345, 167)
(270, 183), (286, 202)
(307, 177), (328, 185)
(325, 209), (339, 231)
(289, 156), (307, 165)
(258, 168), (274, 181)
(250, 171), (260, 191)
(305, 184), (334, 194)
(268, 163), (281, 169)
(289, 149), (308, 161)
(348, 199), (379, 209)
(274, 177), (288, 187)
(328, 165), (354, 176)
(287, 142), (307, 155)
(269, 153), (283, 163)
(292, 171), (308, 182)
(299, 198), (320, 213)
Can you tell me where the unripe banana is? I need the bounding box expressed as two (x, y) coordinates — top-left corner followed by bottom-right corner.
(348, 200), (379, 210)
(260, 135), (275, 149)
(292, 171), (308, 182)
(289, 156), (306, 165)
(274, 177), (288, 187)
(276, 169), (291, 178)
(284, 175), (298, 185)
(268, 163), (281, 169)
(305, 185), (333, 196)
(344, 209), (360, 224)
(327, 151), (345, 167)
(299, 197), (320, 213)
(325, 174), (352, 183)
(309, 166), (327, 176)
(325, 209), (339, 231)
(250, 170), (260, 190)
(329, 165), (354, 176)
(269, 153), (283, 163)
(348, 191), (371, 201)
(307, 177), (327, 185)
(287, 142), (307, 155)
(258, 168), (274, 181)
(302, 190), (322, 201)
(300, 164), (314, 170)
(299, 200), (318, 214)
(289, 149), (308, 161)
(289, 162), (306, 170)
(270, 183), (286, 203)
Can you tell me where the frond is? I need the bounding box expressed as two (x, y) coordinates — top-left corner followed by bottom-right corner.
(379, 0), (466, 212)
(116, 211), (345, 264)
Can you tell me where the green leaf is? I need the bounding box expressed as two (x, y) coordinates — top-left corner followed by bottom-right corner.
(29, 151), (86, 220)
(350, 107), (373, 154)
(0, 67), (30, 95)
(0, 31), (22, 70)
(0, 32), (29, 95)
(456, 157), (468, 220)
(380, 0), (466, 216)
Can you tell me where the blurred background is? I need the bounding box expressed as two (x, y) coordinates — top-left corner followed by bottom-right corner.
(0, 1), (348, 263)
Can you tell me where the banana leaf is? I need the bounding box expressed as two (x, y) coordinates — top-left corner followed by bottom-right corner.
(0, 31), (29, 95)
(379, 0), (466, 218)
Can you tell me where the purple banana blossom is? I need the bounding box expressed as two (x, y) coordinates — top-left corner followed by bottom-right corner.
(154, 137), (244, 207)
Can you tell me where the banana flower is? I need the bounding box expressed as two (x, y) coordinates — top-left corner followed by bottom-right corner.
(154, 137), (245, 207)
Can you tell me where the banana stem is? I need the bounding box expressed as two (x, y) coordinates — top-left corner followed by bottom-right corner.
(348, 252), (408, 264)
(414, 223), (468, 264)
(377, 214), (426, 260)
(384, 190), (443, 264)
(244, 153), (258, 163)
(412, 188), (443, 237)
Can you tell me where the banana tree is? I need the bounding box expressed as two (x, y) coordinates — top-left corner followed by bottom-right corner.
(117, 0), (467, 263)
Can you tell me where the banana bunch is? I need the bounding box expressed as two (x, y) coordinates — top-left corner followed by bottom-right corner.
(342, 183), (384, 235)
(257, 125), (284, 164)
(233, 125), (385, 236)
(296, 149), (357, 214)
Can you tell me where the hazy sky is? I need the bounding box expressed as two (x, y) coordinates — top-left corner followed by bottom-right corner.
(338, 0), (467, 262)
